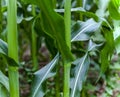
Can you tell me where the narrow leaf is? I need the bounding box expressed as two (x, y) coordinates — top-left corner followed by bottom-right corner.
(30, 54), (59, 97)
(70, 53), (90, 97)
(0, 84), (9, 97)
(0, 39), (18, 67)
(100, 27), (114, 73)
(0, 71), (9, 91)
(55, 7), (98, 21)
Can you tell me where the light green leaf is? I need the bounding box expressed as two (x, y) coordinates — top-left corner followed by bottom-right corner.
(113, 20), (120, 54)
(108, 0), (120, 20)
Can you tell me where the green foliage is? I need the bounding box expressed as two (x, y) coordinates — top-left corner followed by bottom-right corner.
(108, 0), (120, 20)
(100, 27), (114, 74)
(0, 0), (119, 97)
(31, 53), (59, 97)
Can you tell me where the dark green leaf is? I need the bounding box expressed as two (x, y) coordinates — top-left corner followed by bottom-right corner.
(22, 0), (74, 62)
(100, 27), (114, 73)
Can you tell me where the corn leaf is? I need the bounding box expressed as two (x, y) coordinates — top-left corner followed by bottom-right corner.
(30, 53), (59, 97)
(0, 71), (9, 91)
(71, 19), (101, 42)
(70, 53), (90, 97)
(108, 0), (120, 20)
(0, 39), (18, 67)
(100, 27), (114, 73)
(0, 84), (8, 97)
(112, 20), (120, 54)
(22, 0), (74, 62)
(55, 7), (98, 21)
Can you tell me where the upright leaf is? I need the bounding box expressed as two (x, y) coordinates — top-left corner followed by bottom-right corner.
(100, 27), (114, 73)
(70, 53), (90, 97)
(0, 39), (18, 67)
(30, 54), (59, 97)
(112, 20), (120, 54)
(108, 0), (120, 20)
(0, 71), (9, 91)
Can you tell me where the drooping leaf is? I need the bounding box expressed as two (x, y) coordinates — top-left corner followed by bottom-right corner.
(108, 0), (120, 20)
(0, 71), (9, 91)
(71, 19), (101, 42)
(70, 53), (90, 97)
(22, 0), (74, 62)
(30, 53), (59, 97)
(100, 27), (114, 73)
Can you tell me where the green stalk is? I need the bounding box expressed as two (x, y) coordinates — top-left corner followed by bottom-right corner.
(77, 0), (83, 20)
(64, 0), (71, 97)
(0, 0), (2, 33)
(55, 64), (60, 97)
(32, 5), (38, 71)
(7, 0), (19, 97)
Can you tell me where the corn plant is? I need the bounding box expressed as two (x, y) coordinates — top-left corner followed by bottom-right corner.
(0, 0), (120, 97)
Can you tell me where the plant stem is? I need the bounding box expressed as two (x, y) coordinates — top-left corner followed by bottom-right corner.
(0, 0), (2, 33)
(7, 0), (19, 97)
(64, 62), (71, 97)
(55, 64), (60, 97)
(64, 0), (71, 97)
(64, 0), (71, 48)
(77, 0), (83, 20)
(32, 5), (38, 71)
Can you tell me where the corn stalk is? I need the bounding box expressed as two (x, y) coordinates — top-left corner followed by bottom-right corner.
(7, 0), (19, 97)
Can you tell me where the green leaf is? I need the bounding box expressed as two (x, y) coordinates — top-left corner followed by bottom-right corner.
(87, 40), (103, 52)
(55, 7), (98, 21)
(71, 19), (101, 42)
(100, 27), (114, 73)
(96, 0), (109, 17)
(108, 0), (120, 20)
(0, 39), (18, 67)
(30, 54), (59, 97)
(0, 71), (9, 92)
(113, 20), (120, 54)
(70, 53), (90, 97)
(0, 84), (9, 97)
(22, 0), (74, 62)
(0, 39), (8, 55)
